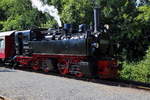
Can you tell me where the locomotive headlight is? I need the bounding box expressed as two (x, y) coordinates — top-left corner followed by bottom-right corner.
(91, 43), (99, 48)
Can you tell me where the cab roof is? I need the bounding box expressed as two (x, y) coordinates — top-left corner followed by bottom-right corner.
(0, 31), (16, 37)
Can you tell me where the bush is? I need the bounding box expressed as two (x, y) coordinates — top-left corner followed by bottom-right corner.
(120, 47), (150, 83)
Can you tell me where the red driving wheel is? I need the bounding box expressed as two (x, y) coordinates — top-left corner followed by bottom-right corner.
(59, 68), (69, 75)
(75, 72), (84, 77)
(43, 67), (50, 73)
(32, 65), (40, 71)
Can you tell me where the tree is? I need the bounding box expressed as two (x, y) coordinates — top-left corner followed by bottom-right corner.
(96, 0), (150, 61)
(61, 0), (93, 25)
(0, 0), (47, 31)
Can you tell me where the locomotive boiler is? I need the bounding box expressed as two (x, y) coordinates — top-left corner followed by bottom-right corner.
(0, 8), (120, 79)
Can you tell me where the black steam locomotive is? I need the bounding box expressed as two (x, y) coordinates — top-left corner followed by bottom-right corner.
(0, 8), (120, 79)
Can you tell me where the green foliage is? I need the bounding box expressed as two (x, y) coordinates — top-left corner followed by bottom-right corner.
(100, 0), (138, 39)
(0, 0), (94, 30)
(120, 47), (150, 83)
(135, 5), (150, 38)
(0, 0), (47, 31)
(136, 5), (150, 23)
(61, 0), (93, 25)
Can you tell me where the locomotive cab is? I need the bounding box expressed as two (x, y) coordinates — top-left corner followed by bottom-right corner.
(15, 30), (31, 55)
(15, 28), (47, 55)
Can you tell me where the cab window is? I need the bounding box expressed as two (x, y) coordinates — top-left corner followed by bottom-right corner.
(0, 39), (5, 48)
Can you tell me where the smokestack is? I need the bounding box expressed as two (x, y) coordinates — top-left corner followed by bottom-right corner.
(94, 7), (100, 33)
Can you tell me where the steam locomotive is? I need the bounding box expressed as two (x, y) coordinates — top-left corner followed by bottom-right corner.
(0, 8), (120, 79)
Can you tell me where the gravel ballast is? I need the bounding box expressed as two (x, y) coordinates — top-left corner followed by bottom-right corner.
(0, 67), (150, 100)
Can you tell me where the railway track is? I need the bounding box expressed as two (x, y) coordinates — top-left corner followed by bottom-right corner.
(2, 66), (150, 91)
(63, 75), (150, 91)
(112, 79), (150, 91)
